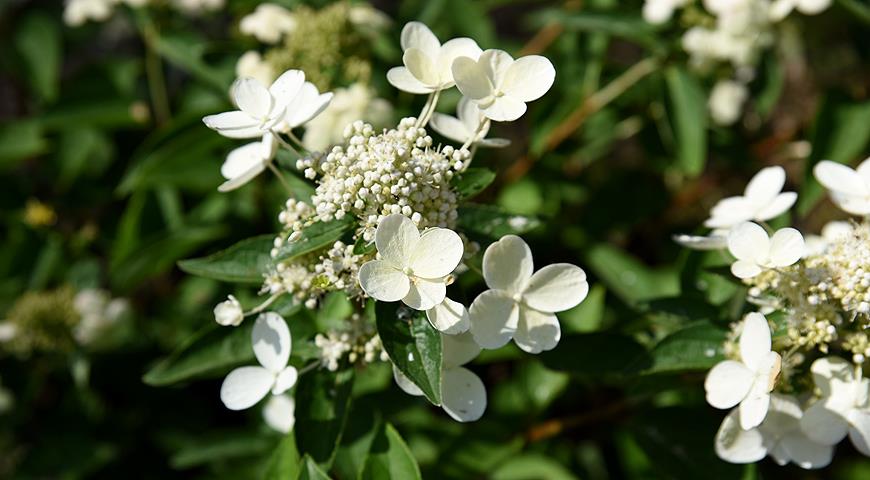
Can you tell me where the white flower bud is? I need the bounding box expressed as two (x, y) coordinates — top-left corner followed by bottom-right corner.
(214, 295), (244, 326)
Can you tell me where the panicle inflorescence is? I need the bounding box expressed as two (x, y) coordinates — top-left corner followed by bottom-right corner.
(314, 313), (388, 371)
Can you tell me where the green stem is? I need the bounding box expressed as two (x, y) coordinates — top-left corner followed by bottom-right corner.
(268, 162), (293, 195)
(140, 16), (170, 125)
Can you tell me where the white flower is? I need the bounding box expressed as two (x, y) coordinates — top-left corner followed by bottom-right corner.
(804, 220), (852, 257)
(218, 132), (278, 192)
(203, 70), (325, 139)
(386, 22), (482, 94)
(171, 0), (223, 14)
(64, 0), (114, 26)
(715, 394), (833, 468)
(72, 289), (130, 345)
(275, 81), (333, 133)
(214, 295), (244, 326)
(429, 97), (510, 148)
(426, 297), (470, 334)
(358, 214), (464, 311)
(813, 157), (870, 216)
(770, 0), (832, 20)
(348, 5), (391, 31)
(709, 79), (748, 126)
(642, 0), (689, 24)
(705, 166), (797, 229)
(220, 313), (298, 410)
(672, 229), (729, 250)
(727, 222), (804, 279)
(705, 312), (782, 429)
(0, 322), (16, 342)
(262, 394), (295, 433)
(394, 331), (486, 422)
(452, 49), (555, 122)
(236, 51), (277, 87)
(302, 83), (392, 151)
(468, 235), (588, 353)
(799, 356), (870, 455)
(240, 3), (297, 44)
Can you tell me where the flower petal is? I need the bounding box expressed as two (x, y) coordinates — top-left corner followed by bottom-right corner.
(714, 409), (767, 464)
(441, 366), (486, 422)
(754, 192), (797, 221)
(202, 111), (262, 138)
(523, 263), (588, 313)
(739, 312), (772, 371)
(437, 38), (482, 85)
(375, 214), (419, 267)
(810, 356), (855, 400)
(409, 227), (464, 278)
(705, 360), (753, 409)
(501, 55), (555, 103)
(848, 409), (870, 456)
(452, 57), (493, 100)
(832, 192), (870, 216)
(426, 297), (470, 334)
(232, 77), (273, 119)
(478, 49), (514, 88)
(221, 142), (266, 180)
(482, 235), (533, 294)
(220, 366), (274, 410)
(400, 21), (440, 57)
(744, 166), (785, 205)
(728, 222), (770, 262)
(457, 96), (484, 133)
(403, 277), (447, 311)
(739, 392), (770, 430)
(468, 290), (519, 349)
(268, 69), (305, 108)
(358, 260), (411, 302)
(768, 228), (804, 267)
(705, 196), (756, 228)
(477, 138), (510, 148)
(672, 233), (728, 250)
(284, 82), (333, 128)
(252, 312), (291, 372)
(779, 433), (834, 469)
(429, 113), (470, 144)
(262, 394), (295, 433)
(800, 402), (849, 445)
(404, 48), (440, 87)
(393, 364), (424, 396)
(387, 67), (435, 94)
(442, 331), (481, 368)
(514, 307), (560, 354)
(814, 160), (869, 196)
(272, 366), (298, 395)
(731, 260), (762, 279)
(481, 96), (527, 122)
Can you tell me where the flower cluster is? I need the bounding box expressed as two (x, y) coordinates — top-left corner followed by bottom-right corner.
(676, 157), (870, 467)
(314, 313), (388, 372)
(641, 0), (832, 125)
(64, 0), (222, 26)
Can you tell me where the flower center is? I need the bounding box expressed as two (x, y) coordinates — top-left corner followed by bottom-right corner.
(512, 292), (524, 303)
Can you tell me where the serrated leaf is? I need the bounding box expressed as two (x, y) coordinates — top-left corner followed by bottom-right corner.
(178, 235), (274, 284)
(645, 321), (727, 374)
(361, 423), (422, 480)
(294, 369), (354, 468)
(457, 204), (540, 238)
(452, 167), (496, 200)
(665, 67), (707, 177)
(375, 302), (442, 405)
(264, 433), (301, 480)
(273, 217), (355, 262)
(143, 323), (255, 386)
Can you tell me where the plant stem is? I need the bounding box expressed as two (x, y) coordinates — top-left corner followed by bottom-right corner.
(244, 293), (280, 317)
(268, 162), (294, 195)
(140, 17), (170, 126)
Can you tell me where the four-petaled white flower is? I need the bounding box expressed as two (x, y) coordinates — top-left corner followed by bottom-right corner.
(394, 331), (486, 422)
(220, 312), (298, 410)
(429, 97), (509, 148)
(799, 356), (870, 456)
(705, 312), (782, 430)
(715, 393), (833, 469)
(262, 394), (295, 433)
(813, 157), (870, 216)
(705, 166), (797, 229)
(218, 132), (278, 192)
(214, 294), (244, 326)
(426, 297), (470, 334)
(727, 222), (804, 279)
(468, 235), (588, 353)
(452, 49), (556, 122)
(358, 214), (464, 311)
(386, 22), (482, 94)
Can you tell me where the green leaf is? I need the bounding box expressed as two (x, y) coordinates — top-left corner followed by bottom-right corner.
(178, 235), (274, 284)
(361, 424), (422, 480)
(0, 120), (47, 169)
(170, 431), (274, 469)
(264, 434), (301, 480)
(530, 10), (659, 49)
(560, 284), (606, 333)
(540, 333), (649, 375)
(151, 32), (233, 93)
(492, 453), (580, 480)
(296, 455), (331, 480)
(375, 302), (442, 405)
(584, 244), (679, 304)
(353, 236), (376, 256)
(15, 13), (61, 102)
(294, 369), (354, 468)
(273, 217), (355, 262)
(644, 321), (727, 374)
(143, 323), (254, 386)
(452, 167), (496, 200)
(457, 204), (540, 238)
(665, 67), (707, 177)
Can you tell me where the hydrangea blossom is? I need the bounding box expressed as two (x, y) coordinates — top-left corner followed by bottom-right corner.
(705, 312), (782, 429)
(468, 235), (588, 353)
(813, 157), (870, 216)
(394, 331), (486, 422)
(358, 214), (464, 311)
(727, 222), (805, 279)
(799, 357), (870, 455)
(705, 166), (797, 229)
(430, 97), (509, 148)
(387, 22), (482, 94)
(452, 49), (555, 122)
(642, 0), (689, 24)
(236, 51), (277, 87)
(218, 133), (277, 192)
(220, 313), (298, 410)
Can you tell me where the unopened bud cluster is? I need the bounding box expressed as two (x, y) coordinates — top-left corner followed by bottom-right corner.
(314, 313), (389, 371)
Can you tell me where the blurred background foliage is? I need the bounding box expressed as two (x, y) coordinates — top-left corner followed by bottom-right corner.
(0, 0), (868, 478)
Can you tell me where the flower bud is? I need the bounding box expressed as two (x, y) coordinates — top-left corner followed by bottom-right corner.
(214, 295), (244, 327)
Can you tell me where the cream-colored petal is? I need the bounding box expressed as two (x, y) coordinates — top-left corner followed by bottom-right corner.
(482, 235), (533, 294)
(468, 290), (519, 349)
